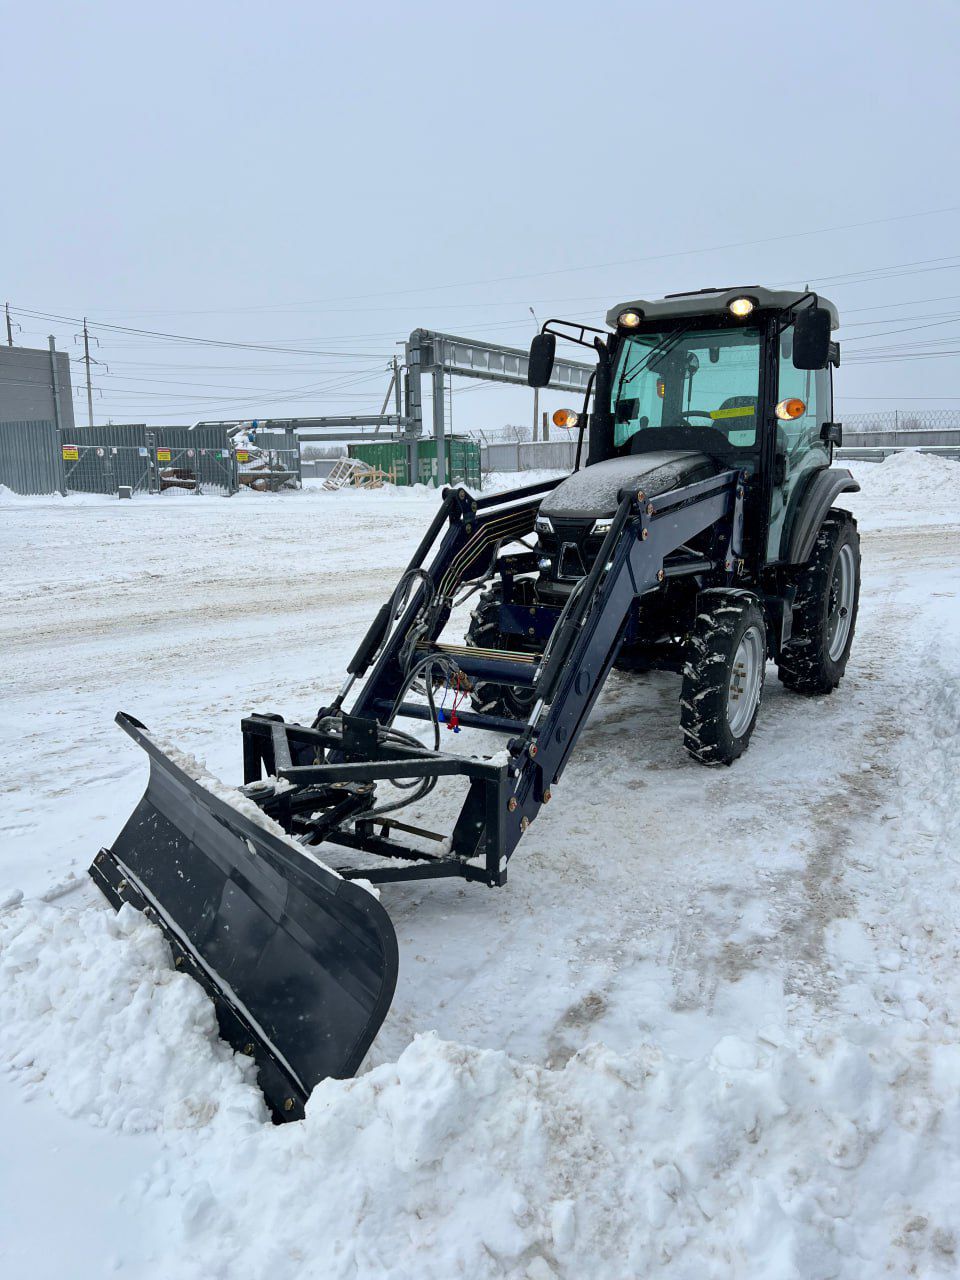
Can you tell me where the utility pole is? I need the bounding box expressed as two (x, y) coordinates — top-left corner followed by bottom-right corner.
(74, 318), (106, 428)
(375, 356), (399, 435)
(5, 302), (14, 346)
(529, 306), (540, 441)
(82, 318), (94, 427)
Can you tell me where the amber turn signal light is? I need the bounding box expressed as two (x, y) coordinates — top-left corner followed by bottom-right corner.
(775, 398), (806, 420)
(552, 409), (580, 429)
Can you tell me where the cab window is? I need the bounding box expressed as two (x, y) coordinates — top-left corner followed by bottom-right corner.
(612, 327), (761, 450)
(766, 325), (832, 560)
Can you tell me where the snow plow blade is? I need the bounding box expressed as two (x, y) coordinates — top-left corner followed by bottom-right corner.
(89, 713), (399, 1122)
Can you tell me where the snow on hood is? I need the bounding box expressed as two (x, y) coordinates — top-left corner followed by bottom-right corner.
(539, 452), (716, 518)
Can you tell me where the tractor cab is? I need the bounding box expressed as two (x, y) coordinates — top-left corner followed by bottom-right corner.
(529, 286), (842, 577)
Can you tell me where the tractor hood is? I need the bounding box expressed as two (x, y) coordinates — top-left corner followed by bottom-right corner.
(540, 452), (718, 519)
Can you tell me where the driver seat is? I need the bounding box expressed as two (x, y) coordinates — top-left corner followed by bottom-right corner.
(715, 395), (758, 442)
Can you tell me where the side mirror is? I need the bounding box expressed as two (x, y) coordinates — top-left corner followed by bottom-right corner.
(527, 332), (556, 388)
(792, 306), (832, 370)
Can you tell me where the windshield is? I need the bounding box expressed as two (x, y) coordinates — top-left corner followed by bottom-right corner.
(611, 326), (761, 450)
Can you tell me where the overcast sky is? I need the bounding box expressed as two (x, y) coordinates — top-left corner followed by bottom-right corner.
(4, 0), (959, 429)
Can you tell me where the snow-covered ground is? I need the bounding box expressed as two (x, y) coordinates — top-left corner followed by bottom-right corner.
(2, 453), (960, 1278)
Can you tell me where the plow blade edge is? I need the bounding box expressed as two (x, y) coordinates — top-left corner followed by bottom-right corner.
(89, 713), (399, 1121)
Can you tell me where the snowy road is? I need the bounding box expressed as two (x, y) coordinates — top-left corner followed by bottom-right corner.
(2, 457), (960, 1278)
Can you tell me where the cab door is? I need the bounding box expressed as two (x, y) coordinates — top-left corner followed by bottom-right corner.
(766, 323), (832, 562)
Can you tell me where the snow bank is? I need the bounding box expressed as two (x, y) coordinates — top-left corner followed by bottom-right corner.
(0, 899), (265, 1134)
(0, 484), (118, 508)
(170, 1028), (958, 1280)
(3, 895), (959, 1280)
(843, 451), (960, 528)
(852, 449), (960, 506)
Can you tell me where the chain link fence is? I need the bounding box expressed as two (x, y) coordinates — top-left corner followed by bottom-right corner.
(842, 410), (960, 431)
(840, 410), (960, 449)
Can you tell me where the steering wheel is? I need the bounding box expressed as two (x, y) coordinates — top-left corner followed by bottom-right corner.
(677, 410), (716, 426)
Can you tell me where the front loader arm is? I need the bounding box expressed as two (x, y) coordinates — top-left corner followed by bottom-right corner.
(90, 471), (742, 1122)
(455, 469), (744, 864)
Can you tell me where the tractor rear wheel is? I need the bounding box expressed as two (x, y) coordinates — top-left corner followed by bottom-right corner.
(778, 510), (860, 695)
(680, 589), (766, 765)
(465, 585), (539, 721)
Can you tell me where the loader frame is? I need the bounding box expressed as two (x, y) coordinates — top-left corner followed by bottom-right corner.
(239, 468), (744, 886)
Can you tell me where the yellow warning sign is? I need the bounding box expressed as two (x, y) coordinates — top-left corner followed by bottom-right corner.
(61, 446), (79, 461)
(156, 448), (172, 462)
(235, 450), (250, 462)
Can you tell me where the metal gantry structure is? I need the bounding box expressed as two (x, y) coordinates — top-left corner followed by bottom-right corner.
(237, 329), (594, 485)
(403, 330), (593, 484)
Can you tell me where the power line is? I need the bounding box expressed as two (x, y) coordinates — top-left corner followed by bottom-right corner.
(843, 292), (960, 315)
(14, 254), (960, 365)
(61, 202), (960, 315)
(841, 315), (960, 343)
(10, 306), (392, 358)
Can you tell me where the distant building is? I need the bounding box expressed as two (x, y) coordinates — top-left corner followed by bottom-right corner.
(0, 343), (75, 432)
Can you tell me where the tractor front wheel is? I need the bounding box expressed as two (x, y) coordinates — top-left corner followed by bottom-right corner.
(680, 589), (767, 765)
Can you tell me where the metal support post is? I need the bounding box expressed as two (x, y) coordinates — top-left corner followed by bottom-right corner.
(433, 360), (446, 487)
(404, 358), (421, 484)
(404, 335), (426, 487)
(48, 336), (63, 432)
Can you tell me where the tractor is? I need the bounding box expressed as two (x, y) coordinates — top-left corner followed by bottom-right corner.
(90, 286), (860, 1120)
(468, 285), (860, 764)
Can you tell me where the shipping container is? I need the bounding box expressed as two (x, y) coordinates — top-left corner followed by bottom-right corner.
(348, 436), (481, 489)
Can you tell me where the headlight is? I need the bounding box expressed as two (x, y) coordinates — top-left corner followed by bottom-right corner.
(534, 514), (554, 535)
(590, 517), (614, 535)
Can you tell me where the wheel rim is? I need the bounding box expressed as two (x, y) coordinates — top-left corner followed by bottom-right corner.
(827, 543), (856, 661)
(726, 625), (764, 738)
